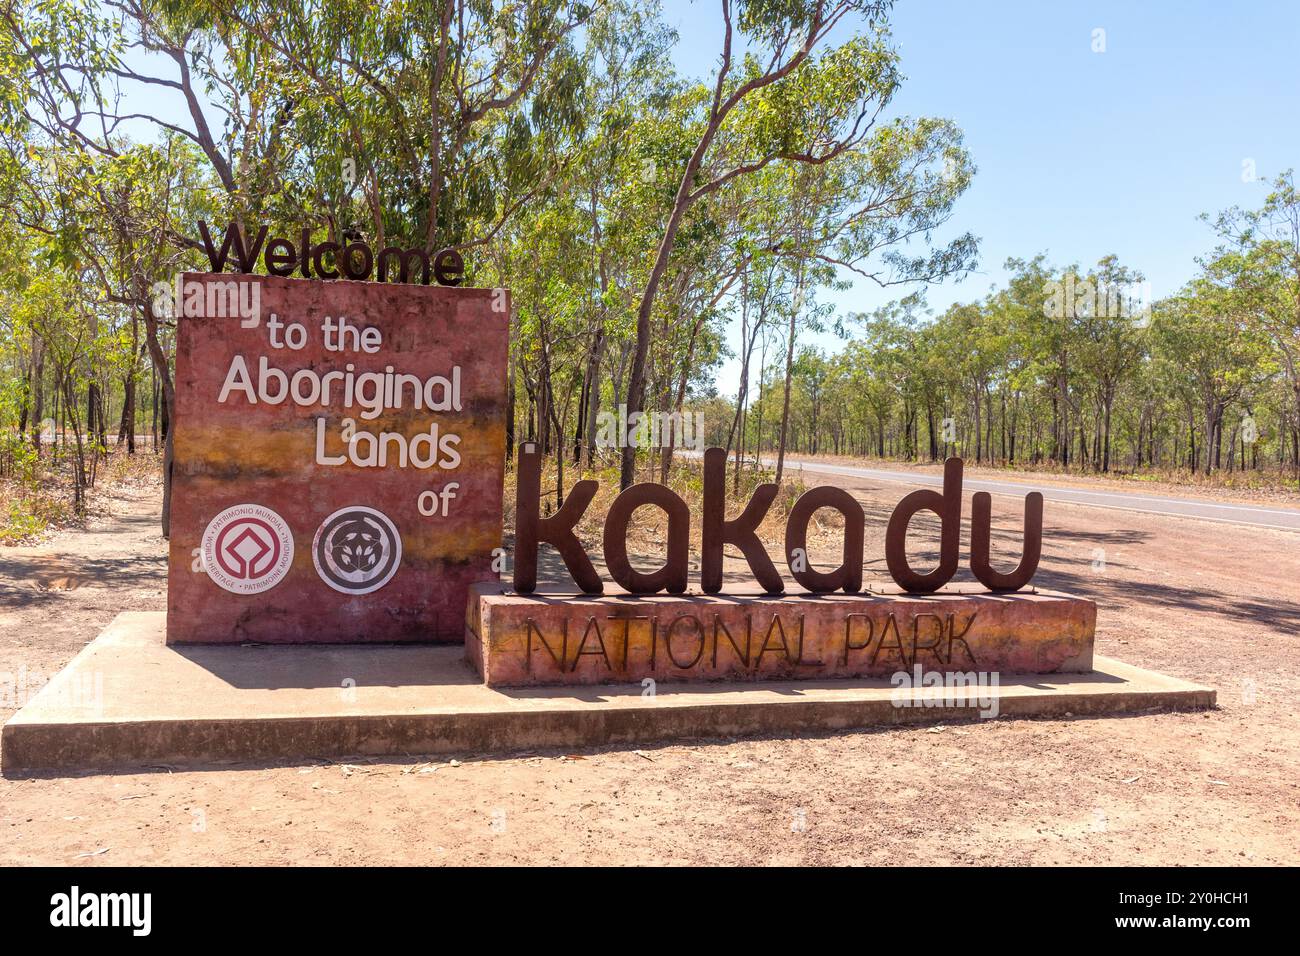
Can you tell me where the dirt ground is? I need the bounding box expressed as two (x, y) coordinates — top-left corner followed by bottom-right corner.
(1, 463), (1297, 866)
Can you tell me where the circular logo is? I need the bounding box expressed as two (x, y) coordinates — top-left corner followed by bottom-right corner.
(312, 506), (402, 595)
(201, 504), (294, 594)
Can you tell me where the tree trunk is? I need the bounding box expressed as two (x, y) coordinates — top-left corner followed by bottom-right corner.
(1102, 394), (1113, 473)
(774, 294), (799, 484)
(61, 376), (88, 516)
(30, 340), (44, 456)
(142, 299), (175, 536)
(581, 329), (604, 469)
(118, 372), (137, 453)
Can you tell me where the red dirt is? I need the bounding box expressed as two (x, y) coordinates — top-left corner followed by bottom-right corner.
(1, 466), (1296, 865)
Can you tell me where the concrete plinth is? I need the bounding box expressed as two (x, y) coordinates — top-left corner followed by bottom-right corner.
(467, 585), (1095, 687)
(2, 612), (1212, 774)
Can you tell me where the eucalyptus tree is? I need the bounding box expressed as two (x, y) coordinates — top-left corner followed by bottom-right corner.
(1008, 255), (1080, 465)
(0, 219), (101, 513)
(1205, 171), (1300, 458)
(2, 0), (294, 528)
(204, 0), (599, 256)
(844, 295), (925, 458)
(620, 0), (978, 488)
(725, 250), (790, 487)
(567, 0), (678, 467)
(1072, 255), (1147, 471)
(1150, 270), (1273, 475)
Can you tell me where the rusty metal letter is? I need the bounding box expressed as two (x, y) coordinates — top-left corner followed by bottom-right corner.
(513, 443), (603, 594)
(603, 483), (690, 594)
(885, 457), (964, 593)
(784, 486), (865, 593)
(970, 491), (1042, 591)
(701, 447), (784, 594)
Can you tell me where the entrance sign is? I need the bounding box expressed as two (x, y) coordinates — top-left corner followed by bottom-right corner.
(166, 273), (508, 644)
(473, 445), (1077, 688)
(157, 259), (1089, 693)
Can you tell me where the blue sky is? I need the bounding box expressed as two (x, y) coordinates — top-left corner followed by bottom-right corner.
(658, 0), (1300, 395)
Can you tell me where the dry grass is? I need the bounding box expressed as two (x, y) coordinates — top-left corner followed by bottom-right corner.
(0, 445), (163, 545)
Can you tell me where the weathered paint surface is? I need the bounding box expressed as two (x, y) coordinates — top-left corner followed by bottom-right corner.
(467, 585), (1096, 687)
(167, 274), (507, 644)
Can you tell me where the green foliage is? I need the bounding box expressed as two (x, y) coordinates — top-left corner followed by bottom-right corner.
(1, 0), (1290, 525)
(0, 498), (48, 544)
(755, 238), (1295, 480)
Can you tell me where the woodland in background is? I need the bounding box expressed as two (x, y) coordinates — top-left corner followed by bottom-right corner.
(1, 0), (1298, 541)
(731, 218), (1300, 485)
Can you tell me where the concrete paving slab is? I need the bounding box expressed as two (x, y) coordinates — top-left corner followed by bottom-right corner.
(2, 612), (1215, 773)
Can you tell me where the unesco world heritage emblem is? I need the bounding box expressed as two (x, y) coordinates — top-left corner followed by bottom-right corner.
(312, 506), (403, 595)
(201, 504), (295, 595)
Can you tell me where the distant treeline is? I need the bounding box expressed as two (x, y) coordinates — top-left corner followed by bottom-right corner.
(704, 215), (1300, 482)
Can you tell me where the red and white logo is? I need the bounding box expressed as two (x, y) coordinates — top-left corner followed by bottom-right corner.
(201, 504), (294, 594)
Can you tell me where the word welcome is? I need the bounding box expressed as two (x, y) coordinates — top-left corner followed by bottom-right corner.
(198, 221), (464, 285)
(514, 446), (1043, 595)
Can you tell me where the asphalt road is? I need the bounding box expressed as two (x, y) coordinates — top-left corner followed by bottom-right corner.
(755, 456), (1300, 533)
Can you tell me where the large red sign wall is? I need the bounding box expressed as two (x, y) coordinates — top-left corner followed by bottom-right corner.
(166, 273), (508, 644)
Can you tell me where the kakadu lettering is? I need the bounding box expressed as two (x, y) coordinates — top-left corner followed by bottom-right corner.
(513, 446), (1043, 596)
